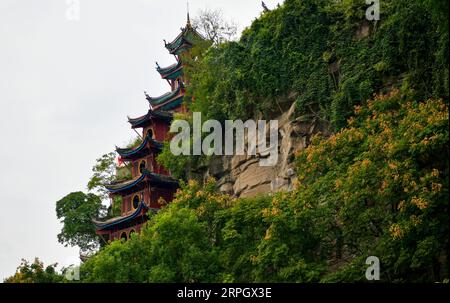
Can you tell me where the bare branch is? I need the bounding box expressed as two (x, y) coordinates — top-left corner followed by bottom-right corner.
(192, 8), (238, 44)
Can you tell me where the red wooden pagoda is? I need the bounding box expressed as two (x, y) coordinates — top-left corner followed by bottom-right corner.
(93, 15), (204, 242)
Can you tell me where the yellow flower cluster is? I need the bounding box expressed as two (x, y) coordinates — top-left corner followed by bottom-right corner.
(431, 183), (443, 193)
(410, 215), (422, 226)
(196, 204), (206, 215)
(262, 208), (271, 218)
(347, 116), (355, 125)
(431, 169), (440, 178)
(411, 196), (428, 210)
(188, 179), (198, 187)
(361, 159), (371, 168)
(271, 208), (280, 216)
(388, 162), (398, 170)
(389, 223), (404, 240)
(329, 134), (337, 146)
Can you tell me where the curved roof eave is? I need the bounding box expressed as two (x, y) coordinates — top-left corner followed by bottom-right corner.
(104, 171), (179, 194)
(104, 173), (146, 194)
(128, 110), (173, 128)
(152, 95), (184, 111)
(157, 60), (182, 77)
(93, 202), (148, 230)
(116, 135), (150, 157)
(146, 85), (183, 107)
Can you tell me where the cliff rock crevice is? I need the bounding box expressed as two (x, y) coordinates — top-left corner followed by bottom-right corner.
(201, 102), (332, 198)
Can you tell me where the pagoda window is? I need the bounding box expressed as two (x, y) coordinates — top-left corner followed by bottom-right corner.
(132, 194), (140, 210)
(139, 160), (147, 174)
(120, 232), (127, 241)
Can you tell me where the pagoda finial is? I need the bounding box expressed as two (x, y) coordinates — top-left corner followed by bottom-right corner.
(186, 1), (191, 27)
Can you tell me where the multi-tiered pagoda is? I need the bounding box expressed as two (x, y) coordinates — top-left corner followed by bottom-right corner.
(93, 15), (204, 242)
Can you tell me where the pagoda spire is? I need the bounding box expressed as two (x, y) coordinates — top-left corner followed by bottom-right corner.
(186, 1), (191, 27)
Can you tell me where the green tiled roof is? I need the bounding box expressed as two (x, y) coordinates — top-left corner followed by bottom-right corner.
(165, 24), (204, 55)
(156, 60), (183, 80)
(145, 85), (184, 110)
(128, 109), (173, 129)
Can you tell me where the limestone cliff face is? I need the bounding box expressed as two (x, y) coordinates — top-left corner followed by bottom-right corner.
(200, 102), (332, 198)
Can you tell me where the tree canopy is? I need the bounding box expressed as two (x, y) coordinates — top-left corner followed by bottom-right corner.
(7, 0), (448, 283)
(81, 91), (449, 282)
(4, 258), (63, 283)
(56, 191), (105, 254)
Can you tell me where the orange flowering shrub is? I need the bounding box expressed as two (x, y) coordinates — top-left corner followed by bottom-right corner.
(256, 90), (448, 282)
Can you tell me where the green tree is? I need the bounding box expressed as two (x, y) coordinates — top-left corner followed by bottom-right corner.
(87, 152), (128, 218)
(256, 91), (449, 282)
(49, 0), (449, 283)
(80, 181), (223, 283)
(87, 152), (118, 201)
(56, 192), (106, 254)
(4, 258), (63, 283)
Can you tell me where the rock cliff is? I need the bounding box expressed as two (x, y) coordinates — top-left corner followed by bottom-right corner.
(200, 101), (332, 198)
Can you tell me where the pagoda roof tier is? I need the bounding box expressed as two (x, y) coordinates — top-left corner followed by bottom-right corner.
(145, 85), (184, 111)
(93, 202), (156, 231)
(116, 134), (163, 161)
(165, 23), (204, 55)
(128, 109), (173, 129)
(105, 170), (179, 194)
(156, 60), (183, 80)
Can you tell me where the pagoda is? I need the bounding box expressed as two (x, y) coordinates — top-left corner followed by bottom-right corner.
(93, 14), (204, 242)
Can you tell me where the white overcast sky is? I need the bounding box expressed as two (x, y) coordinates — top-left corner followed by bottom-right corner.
(0, 0), (283, 280)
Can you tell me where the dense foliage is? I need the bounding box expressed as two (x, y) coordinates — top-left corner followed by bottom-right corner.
(80, 179), (271, 282)
(4, 258), (64, 283)
(80, 0), (448, 283)
(80, 92), (448, 282)
(8, 0), (447, 283)
(158, 0), (448, 179)
(87, 152), (121, 201)
(260, 91), (449, 282)
(186, 0), (448, 129)
(56, 192), (106, 254)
